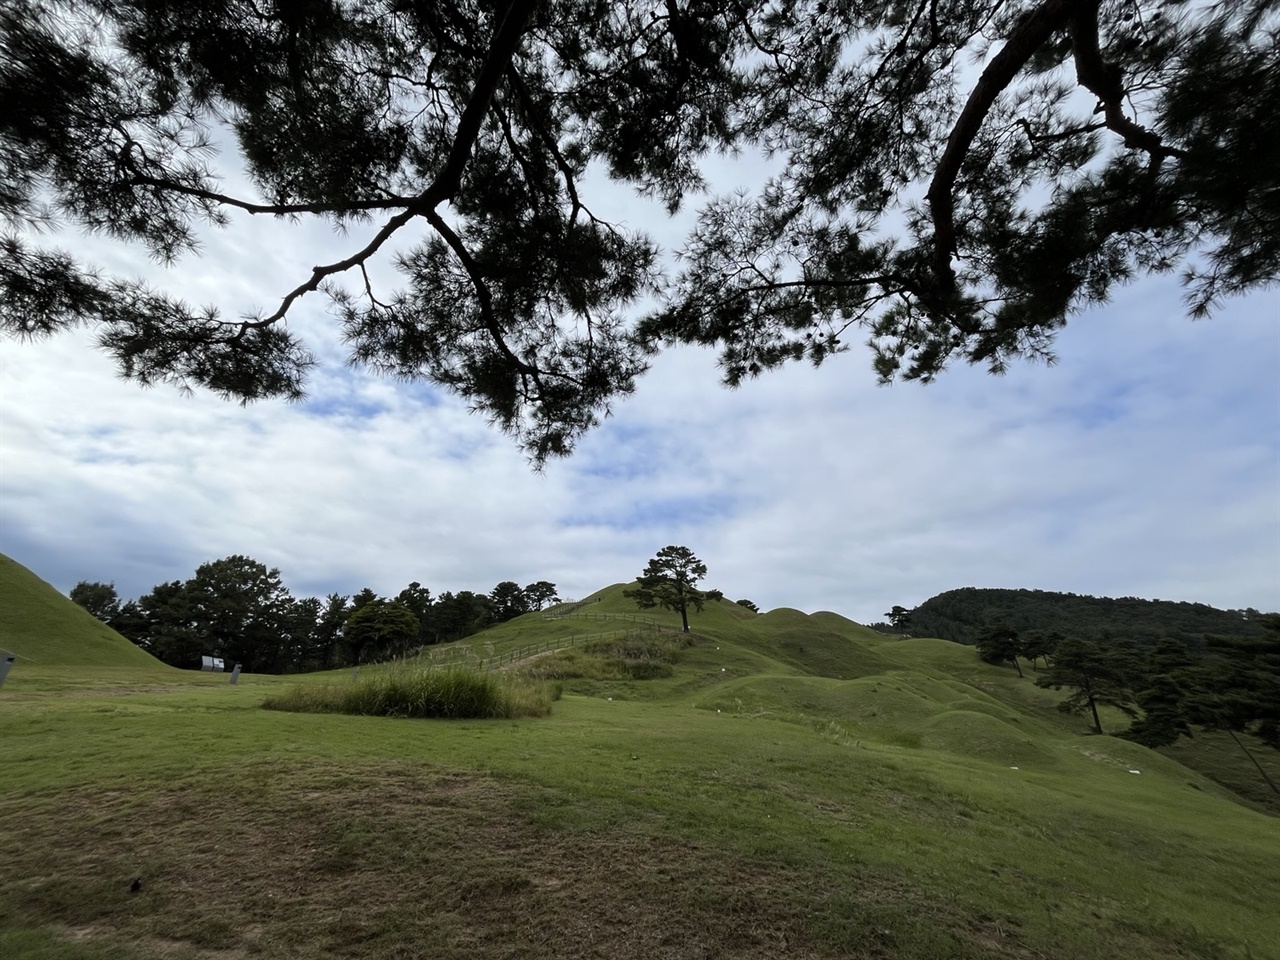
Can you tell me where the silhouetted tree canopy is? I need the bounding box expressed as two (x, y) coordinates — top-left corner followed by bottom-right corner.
(5, 0), (1276, 460)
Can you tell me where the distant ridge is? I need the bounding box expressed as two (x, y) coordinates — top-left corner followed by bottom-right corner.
(0, 553), (165, 667)
(908, 586), (1268, 646)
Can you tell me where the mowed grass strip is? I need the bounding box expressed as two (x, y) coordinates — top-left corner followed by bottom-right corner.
(262, 665), (555, 719)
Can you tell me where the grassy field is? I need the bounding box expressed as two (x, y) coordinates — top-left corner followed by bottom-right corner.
(2, 572), (1278, 959)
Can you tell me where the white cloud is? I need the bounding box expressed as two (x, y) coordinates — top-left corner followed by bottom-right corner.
(3, 152), (1277, 624)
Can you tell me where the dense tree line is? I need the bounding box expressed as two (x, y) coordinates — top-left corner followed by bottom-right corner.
(906, 587), (1267, 647)
(973, 620), (1280, 793)
(70, 559), (559, 673)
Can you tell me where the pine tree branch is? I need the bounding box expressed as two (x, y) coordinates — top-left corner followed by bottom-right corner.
(421, 208), (540, 380)
(1068, 0), (1189, 160)
(238, 0), (541, 338)
(127, 176), (418, 216)
(926, 0), (1077, 295)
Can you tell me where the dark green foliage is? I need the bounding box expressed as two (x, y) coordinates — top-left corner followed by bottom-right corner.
(1035, 636), (1138, 735)
(343, 599), (420, 665)
(119, 556), (296, 671)
(490, 580), (530, 622)
(624, 546), (721, 633)
(1020, 631), (1061, 671)
(68, 581), (120, 623)
(1117, 638), (1197, 747)
(350, 588), (379, 614)
(1190, 619), (1280, 749)
(735, 598), (760, 613)
(105, 559), (561, 671)
(910, 587), (1267, 647)
(311, 593), (350, 668)
(394, 581), (434, 645)
(523, 581), (560, 611)
(975, 625), (1024, 678)
(431, 590), (495, 643)
(884, 605), (912, 635)
(5, 0), (1276, 459)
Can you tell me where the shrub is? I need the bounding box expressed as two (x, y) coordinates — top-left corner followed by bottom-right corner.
(263, 666), (553, 719)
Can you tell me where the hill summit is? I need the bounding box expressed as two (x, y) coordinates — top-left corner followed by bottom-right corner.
(0, 553), (164, 668)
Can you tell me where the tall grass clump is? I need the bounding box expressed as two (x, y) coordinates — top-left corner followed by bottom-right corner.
(263, 666), (554, 719)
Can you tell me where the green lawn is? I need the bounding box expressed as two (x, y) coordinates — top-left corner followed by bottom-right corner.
(2, 572), (1278, 959)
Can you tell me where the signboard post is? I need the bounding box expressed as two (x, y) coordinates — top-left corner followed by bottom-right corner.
(0, 652), (15, 690)
(229, 663), (242, 685)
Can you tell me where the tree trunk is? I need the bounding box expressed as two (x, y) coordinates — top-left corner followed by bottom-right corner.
(1087, 692), (1104, 735)
(679, 601), (689, 633)
(1228, 730), (1280, 796)
(1012, 656), (1024, 678)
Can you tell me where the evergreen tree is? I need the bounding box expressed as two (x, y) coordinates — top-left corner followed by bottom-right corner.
(625, 546), (721, 633)
(5, 0), (1276, 460)
(523, 581), (560, 612)
(1035, 636), (1139, 735)
(1116, 639), (1194, 747)
(344, 599), (420, 664)
(135, 580), (201, 667)
(69, 581), (121, 623)
(1021, 631), (1062, 671)
(884, 605), (913, 635)
(396, 582), (435, 645)
(490, 581), (530, 622)
(183, 555), (293, 671)
(1191, 619), (1280, 750)
(314, 593), (351, 667)
(976, 625), (1024, 677)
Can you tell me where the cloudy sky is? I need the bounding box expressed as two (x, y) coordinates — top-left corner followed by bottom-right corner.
(2, 145), (1278, 625)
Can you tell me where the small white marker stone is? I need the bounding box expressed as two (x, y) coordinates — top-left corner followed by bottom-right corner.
(1009, 766), (1019, 770)
(1128, 769), (1141, 774)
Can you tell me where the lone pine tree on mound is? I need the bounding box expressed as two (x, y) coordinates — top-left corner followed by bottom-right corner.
(3, 0), (1277, 460)
(625, 546), (721, 633)
(884, 605), (913, 635)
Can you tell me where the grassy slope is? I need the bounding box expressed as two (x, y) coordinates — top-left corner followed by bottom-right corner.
(2, 586), (1278, 960)
(0, 554), (166, 669)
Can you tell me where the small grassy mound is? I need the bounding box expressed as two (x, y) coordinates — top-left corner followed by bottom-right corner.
(263, 666), (554, 719)
(917, 710), (1058, 767)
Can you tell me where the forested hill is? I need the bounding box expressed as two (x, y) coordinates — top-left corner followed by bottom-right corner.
(908, 587), (1268, 645)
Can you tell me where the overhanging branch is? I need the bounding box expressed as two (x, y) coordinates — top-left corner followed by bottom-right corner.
(926, 0), (1077, 294)
(1069, 0), (1189, 160)
(236, 0), (541, 337)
